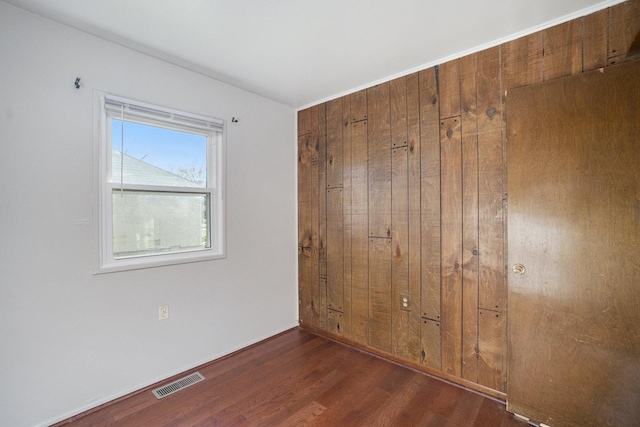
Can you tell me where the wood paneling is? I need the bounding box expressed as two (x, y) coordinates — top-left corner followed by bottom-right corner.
(609, 0), (640, 63)
(421, 318), (442, 370)
(439, 59), (461, 119)
(460, 54), (480, 383)
(507, 59), (640, 427)
(440, 116), (463, 377)
(298, 108), (311, 136)
(326, 99), (343, 189)
(341, 95), (353, 340)
(367, 83), (392, 239)
(350, 118), (369, 345)
(406, 72), (422, 363)
(583, 10), (608, 71)
(326, 187), (344, 313)
(419, 68), (441, 323)
(390, 77), (410, 359)
(543, 18), (582, 80)
(297, 2), (632, 396)
(369, 237), (392, 352)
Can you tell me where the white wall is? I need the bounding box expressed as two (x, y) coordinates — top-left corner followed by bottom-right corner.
(0, 3), (298, 426)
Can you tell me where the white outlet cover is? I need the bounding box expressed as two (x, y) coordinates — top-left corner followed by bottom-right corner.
(159, 305), (169, 320)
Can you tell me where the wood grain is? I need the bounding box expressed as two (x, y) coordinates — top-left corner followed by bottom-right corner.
(367, 82), (392, 239)
(460, 53), (480, 383)
(350, 119), (369, 345)
(440, 116), (463, 377)
(501, 32), (543, 90)
(476, 46), (504, 314)
(326, 98), (343, 189)
(368, 237), (392, 353)
(507, 60), (640, 426)
(478, 310), (502, 391)
(583, 9), (608, 71)
(391, 145), (409, 358)
(543, 18), (582, 81)
(326, 187), (344, 313)
(421, 318), (442, 370)
(318, 104), (327, 280)
(419, 67), (442, 322)
(439, 59), (462, 119)
(406, 72), (422, 364)
(341, 95), (353, 340)
(298, 108), (311, 136)
(350, 89), (367, 123)
(608, 0), (640, 62)
(296, 2), (633, 399)
(390, 76), (409, 358)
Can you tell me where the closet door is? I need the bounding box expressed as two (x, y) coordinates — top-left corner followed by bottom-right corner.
(506, 60), (640, 426)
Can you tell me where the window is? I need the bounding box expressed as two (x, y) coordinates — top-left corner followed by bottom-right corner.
(95, 94), (225, 273)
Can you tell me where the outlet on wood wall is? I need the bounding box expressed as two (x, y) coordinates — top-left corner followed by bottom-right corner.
(298, 0), (640, 395)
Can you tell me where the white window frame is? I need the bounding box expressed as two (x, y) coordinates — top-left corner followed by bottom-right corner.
(93, 92), (226, 273)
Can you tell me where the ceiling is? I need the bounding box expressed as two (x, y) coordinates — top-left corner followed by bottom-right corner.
(3, 0), (621, 108)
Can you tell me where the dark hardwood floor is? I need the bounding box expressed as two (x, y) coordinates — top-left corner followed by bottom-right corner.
(56, 329), (528, 426)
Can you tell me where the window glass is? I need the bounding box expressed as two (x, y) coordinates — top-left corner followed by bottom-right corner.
(112, 190), (209, 258)
(96, 94), (225, 273)
(111, 119), (207, 188)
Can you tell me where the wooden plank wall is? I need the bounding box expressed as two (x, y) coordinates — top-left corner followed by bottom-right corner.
(297, 0), (640, 394)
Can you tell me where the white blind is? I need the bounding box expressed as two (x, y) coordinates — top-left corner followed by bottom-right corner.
(104, 95), (224, 132)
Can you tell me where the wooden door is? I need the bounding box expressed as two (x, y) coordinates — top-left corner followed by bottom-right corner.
(506, 60), (640, 426)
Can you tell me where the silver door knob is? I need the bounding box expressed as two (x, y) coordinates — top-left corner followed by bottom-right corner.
(512, 264), (526, 275)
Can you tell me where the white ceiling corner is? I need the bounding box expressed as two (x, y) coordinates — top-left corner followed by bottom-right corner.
(2, 0), (624, 108)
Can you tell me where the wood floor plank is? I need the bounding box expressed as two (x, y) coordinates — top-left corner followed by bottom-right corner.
(57, 329), (527, 427)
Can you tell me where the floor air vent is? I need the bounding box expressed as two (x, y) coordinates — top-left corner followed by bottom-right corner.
(152, 372), (205, 399)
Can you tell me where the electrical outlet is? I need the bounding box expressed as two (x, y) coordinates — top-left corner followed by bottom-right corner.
(159, 305), (169, 320)
(400, 293), (411, 311)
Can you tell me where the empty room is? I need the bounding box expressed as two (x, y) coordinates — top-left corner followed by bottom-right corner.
(0, 0), (638, 426)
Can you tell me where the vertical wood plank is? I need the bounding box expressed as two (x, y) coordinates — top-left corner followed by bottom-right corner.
(369, 238), (392, 353)
(583, 9), (608, 72)
(543, 18), (583, 81)
(298, 247), (314, 325)
(318, 278), (327, 330)
(351, 89), (368, 122)
(327, 309), (344, 337)
(476, 47), (504, 391)
(350, 119), (369, 345)
(406, 72), (422, 363)
(440, 116), (463, 377)
(342, 95), (353, 340)
(460, 54), (480, 383)
(501, 32), (543, 91)
(439, 59), (462, 119)
(391, 146), (409, 358)
(326, 99), (343, 189)
(421, 318), (442, 370)
(389, 77), (409, 358)
(318, 104), (328, 279)
(310, 105), (319, 162)
(477, 47), (504, 312)
(310, 160), (321, 325)
(391, 77), (408, 149)
(317, 104), (328, 330)
(368, 82), (392, 239)
(309, 107), (320, 326)
(478, 311), (503, 391)
(298, 133), (313, 248)
(419, 68), (442, 322)
(608, 0), (640, 63)
(298, 108), (311, 136)
(327, 188), (344, 313)
(391, 77), (409, 358)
